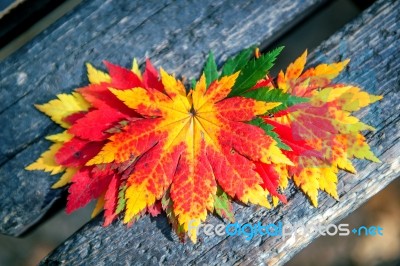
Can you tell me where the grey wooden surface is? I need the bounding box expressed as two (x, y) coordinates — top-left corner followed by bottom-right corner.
(0, 0), (327, 237)
(36, 0), (400, 265)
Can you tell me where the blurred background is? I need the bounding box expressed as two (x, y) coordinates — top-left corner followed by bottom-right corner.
(0, 0), (398, 265)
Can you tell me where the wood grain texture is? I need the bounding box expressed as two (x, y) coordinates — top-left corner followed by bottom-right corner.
(0, 0), (326, 236)
(39, 0), (399, 265)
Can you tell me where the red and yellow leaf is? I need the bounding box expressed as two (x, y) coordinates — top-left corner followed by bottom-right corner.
(26, 143), (65, 175)
(27, 49), (382, 242)
(35, 92), (90, 128)
(66, 167), (113, 213)
(268, 51), (381, 206)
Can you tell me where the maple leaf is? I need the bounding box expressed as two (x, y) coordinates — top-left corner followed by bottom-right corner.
(204, 51), (218, 87)
(26, 143), (65, 175)
(212, 187), (235, 222)
(229, 46), (283, 96)
(35, 92), (90, 128)
(265, 50), (382, 206)
(32, 52), (293, 242)
(106, 70), (290, 242)
(26, 95), (88, 181)
(221, 46), (255, 77)
(26, 47), (382, 243)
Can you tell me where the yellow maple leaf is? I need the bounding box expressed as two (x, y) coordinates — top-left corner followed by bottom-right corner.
(26, 143), (65, 175)
(35, 92), (90, 128)
(270, 51), (382, 206)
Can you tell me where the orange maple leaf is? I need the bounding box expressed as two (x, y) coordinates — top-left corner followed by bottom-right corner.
(26, 48), (382, 243)
(91, 69), (291, 241)
(267, 50), (382, 206)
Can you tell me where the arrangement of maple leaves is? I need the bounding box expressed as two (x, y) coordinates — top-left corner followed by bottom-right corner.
(26, 47), (382, 242)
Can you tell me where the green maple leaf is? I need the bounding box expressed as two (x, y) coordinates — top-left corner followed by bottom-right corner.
(243, 87), (309, 113)
(221, 46), (255, 77)
(229, 46), (284, 96)
(203, 51), (218, 88)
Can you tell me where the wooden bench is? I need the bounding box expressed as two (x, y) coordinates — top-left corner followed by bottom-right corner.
(0, 0), (398, 264)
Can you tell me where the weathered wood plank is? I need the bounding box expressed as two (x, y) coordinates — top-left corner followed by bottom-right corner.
(0, 0), (326, 236)
(39, 0), (399, 265)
